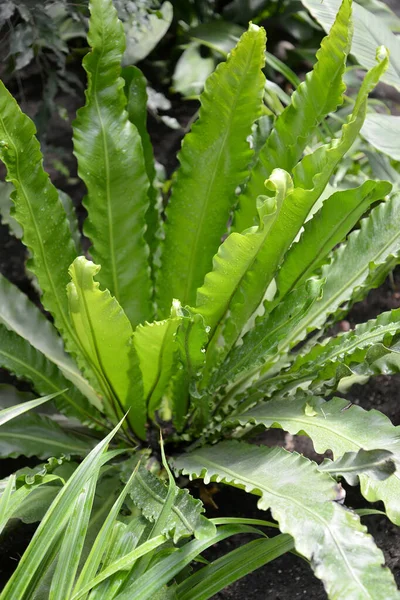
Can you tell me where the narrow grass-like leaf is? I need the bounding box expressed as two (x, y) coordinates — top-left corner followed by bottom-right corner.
(67, 257), (145, 439)
(0, 391), (60, 426)
(0, 412), (96, 458)
(234, 0), (352, 231)
(234, 396), (400, 525)
(73, 0), (152, 327)
(0, 325), (102, 422)
(174, 441), (399, 599)
(0, 273), (99, 407)
(176, 535), (293, 600)
(0, 419), (123, 600)
(0, 82), (78, 351)
(275, 180), (392, 301)
(157, 24), (266, 314)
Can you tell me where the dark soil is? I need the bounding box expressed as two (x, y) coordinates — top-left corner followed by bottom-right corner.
(1, 53), (400, 600)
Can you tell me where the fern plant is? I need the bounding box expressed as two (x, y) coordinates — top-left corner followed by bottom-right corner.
(1, 0), (400, 597)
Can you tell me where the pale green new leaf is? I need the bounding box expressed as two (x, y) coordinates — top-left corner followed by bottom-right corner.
(361, 113), (400, 161)
(0, 81), (78, 351)
(157, 24), (266, 314)
(234, 0), (352, 231)
(0, 412), (96, 458)
(0, 391), (60, 426)
(0, 272), (100, 408)
(319, 449), (396, 486)
(301, 0), (400, 91)
(67, 257), (145, 439)
(128, 465), (215, 543)
(173, 441), (399, 599)
(234, 396), (400, 525)
(275, 179), (392, 301)
(73, 0), (152, 327)
(0, 420), (123, 600)
(0, 324), (101, 422)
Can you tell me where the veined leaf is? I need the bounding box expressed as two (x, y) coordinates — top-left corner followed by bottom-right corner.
(173, 441), (399, 599)
(301, 0), (400, 91)
(133, 315), (181, 418)
(234, 0), (352, 232)
(234, 396), (400, 525)
(275, 180), (392, 301)
(123, 65), (159, 259)
(0, 324), (101, 423)
(128, 465), (215, 543)
(0, 81), (78, 352)
(213, 279), (322, 390)
(319, 449), (396, 486)
(0, 411), (95, 458)
(278, 193), (400, 353)
(73, 0), (152, 328)
(157, 24), (266, 315)
(361, 113), (400, 161)
(0, 420), (123, 600)
(0, 273), (99, 408)
(67, 257), (145, 439)
(0, 391), (60, 426)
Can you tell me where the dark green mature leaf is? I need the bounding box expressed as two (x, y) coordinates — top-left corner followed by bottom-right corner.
(67, 257), (145, 439)
(0, 273), (99, 408)
(0, 325), (101, 423)
(176, 535), (294, 600)
(275, 180), (392, 301)
(0, 82), (78, 352)
(0, 412), (95, 458)
(319, 449), (396, 486)
(123, 66), (159, 259)
(234, 396), (400, 525)
(73, 0), (152, 328)
(173, 441), (399, 599)
(234, 0), (352, 232)
(301, 0), (400, 91)
(128, 465), (215, 543)
(157, 24), (266, 315)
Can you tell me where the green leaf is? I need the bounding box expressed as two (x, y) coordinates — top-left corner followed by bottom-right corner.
(128, 465), (215, 543)
(275, 180), (392, 301)
(0, 272), (99, 409)
(234, 0), (352, 232)
(73, 0), (152, 328)
(234, 395), (400, 525)
(67, 257), (145, 439)
(0, 391), (60, 426)
(319, 449), (396, 486)
(0, 81), (78, 352)
(0, 324), (101, 423)
(157, 24), (266, 315)
(176, 535), (293, 600)
(278, 193), (400, 352)
(173, 441), (399, 599)
(172, 43), (215, 97)
(58, 189), (81, 253)
(0, 411), (95, 458)
(0, 419), (123, 600)
(0, 180), (22, 238)
(123, 66), (159, 260)
(361, 113), (400, 161)
(213, 278), (322, 390)
(301, 0), (400, 91)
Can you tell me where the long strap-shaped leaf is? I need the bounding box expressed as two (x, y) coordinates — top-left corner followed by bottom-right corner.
(67, 257), (145, 439)
(73, 0), (152, 328)
(173, 441), (399, 599)
(0, 273), (99, 407)
(0, 82), (78, 351)
(0, 324), (100, 423)
(0, 391), (60, 426)
(157, 24), (266, 315)
(234, 0), (352, 232)
(233, 396), (400, 526)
